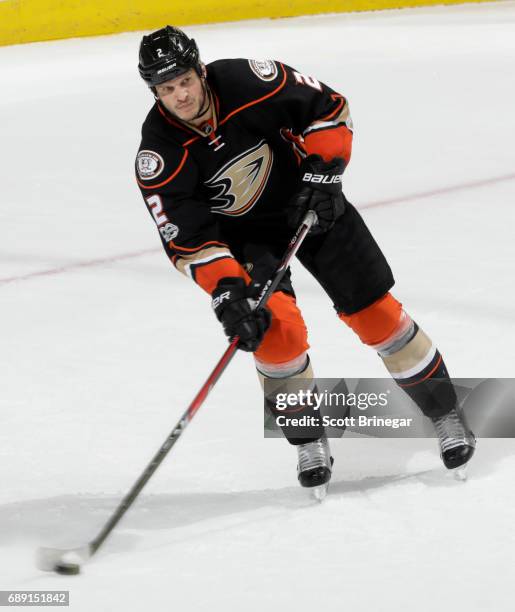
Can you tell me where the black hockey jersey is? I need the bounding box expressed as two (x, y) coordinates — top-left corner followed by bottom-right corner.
(135, 59), (353, 294)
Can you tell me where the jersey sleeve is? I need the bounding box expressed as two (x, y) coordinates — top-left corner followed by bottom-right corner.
(222, 59), (353, 166)
(135, 141), (248, 294)
(275, 62), (353, 166)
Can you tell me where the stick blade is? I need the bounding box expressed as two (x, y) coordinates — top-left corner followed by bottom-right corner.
(36, 545), (91, 572)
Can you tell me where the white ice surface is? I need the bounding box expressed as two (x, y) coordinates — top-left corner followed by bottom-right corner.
(1, 3), (515, 610)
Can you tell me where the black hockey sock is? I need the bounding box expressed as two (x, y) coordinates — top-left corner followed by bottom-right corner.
(376, 319), (458, 418)
(393, 350), (457, 418)
(265, 394), (325, 445)
(259, 356), (325, 445)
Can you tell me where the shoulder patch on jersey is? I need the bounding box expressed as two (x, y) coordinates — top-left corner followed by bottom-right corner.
(248, 59), (278, 82)
(137, 150), (165, 181)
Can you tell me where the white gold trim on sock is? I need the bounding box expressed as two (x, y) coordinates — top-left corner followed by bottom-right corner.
(255, 352), (309, 379)
(389, 343), (437, 380)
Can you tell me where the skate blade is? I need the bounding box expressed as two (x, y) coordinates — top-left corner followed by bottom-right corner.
(310, 484), (329, 502)
(452, 465), (469, 481)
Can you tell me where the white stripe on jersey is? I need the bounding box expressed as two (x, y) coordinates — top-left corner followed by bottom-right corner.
(184, 252), (234, 279)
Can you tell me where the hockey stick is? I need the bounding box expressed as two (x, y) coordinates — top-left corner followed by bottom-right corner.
(36, 210), (318, 575)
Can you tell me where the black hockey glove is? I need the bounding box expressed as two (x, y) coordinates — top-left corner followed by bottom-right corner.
(287, 154), (346, 235)
(211, 277), (271, 352)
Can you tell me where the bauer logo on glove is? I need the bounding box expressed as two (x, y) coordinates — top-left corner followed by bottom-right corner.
(301, 172), (343, 185)
(211, 291), (231, 310)
(288, 154), (346, 235)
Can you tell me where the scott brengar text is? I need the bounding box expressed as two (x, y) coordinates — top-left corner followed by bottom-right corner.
(275, 415), (413, 429)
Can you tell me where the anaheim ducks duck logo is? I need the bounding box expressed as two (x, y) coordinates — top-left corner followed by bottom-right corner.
(205, 140), (273, 216)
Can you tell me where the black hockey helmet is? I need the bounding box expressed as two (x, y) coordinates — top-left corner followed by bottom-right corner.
(138, 26), (201, 88)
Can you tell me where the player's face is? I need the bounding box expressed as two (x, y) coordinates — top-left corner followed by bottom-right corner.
(155, 69), (205, 123)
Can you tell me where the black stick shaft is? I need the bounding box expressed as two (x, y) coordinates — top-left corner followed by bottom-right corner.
(89, 210), (317, 556)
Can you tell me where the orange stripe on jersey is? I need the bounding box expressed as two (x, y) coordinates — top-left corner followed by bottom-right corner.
(183, 135), (201, 147)
(169, 239), (229, 254)
(137, 149), (189, 190)
(194, 258), (250, 294)
(219, 63), (288, 126)
(304, 125), (353, 165)
(157, 103), (197, 134)
(320, 94), (346, 122)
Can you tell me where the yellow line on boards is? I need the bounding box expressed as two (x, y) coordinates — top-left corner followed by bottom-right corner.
(0, 0), (499, 47)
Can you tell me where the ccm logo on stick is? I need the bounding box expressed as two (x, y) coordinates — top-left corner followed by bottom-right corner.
(212, 291), (231, 309)
(302, 173), (343, 184)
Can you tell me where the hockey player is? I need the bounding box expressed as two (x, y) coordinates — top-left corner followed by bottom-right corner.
(135, 26), (475, 495)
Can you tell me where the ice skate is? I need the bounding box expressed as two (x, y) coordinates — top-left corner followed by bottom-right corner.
(297, 437), (333, 501)
(431, 407), (476, 474)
